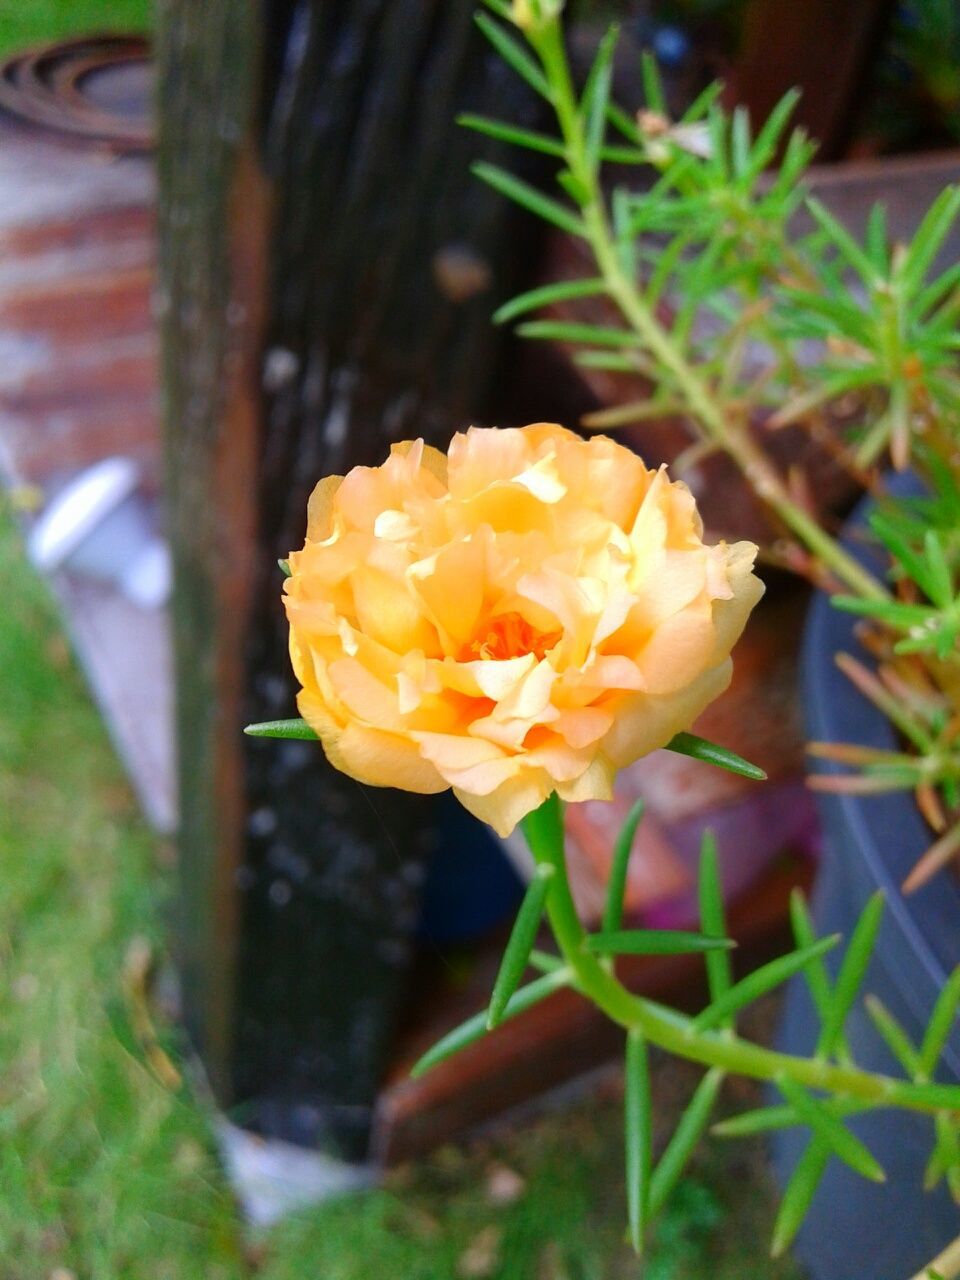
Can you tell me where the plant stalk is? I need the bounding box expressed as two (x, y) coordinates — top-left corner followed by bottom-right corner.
(521, 795), (960, 1116)
(530, 15), (887, 604)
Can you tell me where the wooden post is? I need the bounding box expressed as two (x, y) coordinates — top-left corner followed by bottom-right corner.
(733, 0), (896, 159)
(156, 0), (539, 1161)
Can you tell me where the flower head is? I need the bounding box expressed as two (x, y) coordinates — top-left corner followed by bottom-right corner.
(284, 424), (763, 835)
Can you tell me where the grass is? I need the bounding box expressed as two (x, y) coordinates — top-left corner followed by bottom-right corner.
(0, 507), (803, 1278)
(0, 0), (151, 58)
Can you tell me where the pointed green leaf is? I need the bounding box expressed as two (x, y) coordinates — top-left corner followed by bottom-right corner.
(771, 1139), (830, 1257)
(649, 1068), (724, 1215)
(474, 12), (552, 100)
(458, 113), (565, 157)
(699, 831), (734, 1012)
(900, 186), (960, 291)
(516, 319), (638, 347)
(472, 162), (585, 236)
(602, 799), (644, 934)
(779, 1078), (885, 1182)
(713, 1097), (874, 1138)
(625, 1029), (652, 1254)
(640, 49), (667, 115)
(583, 26), (618, 171)
(694, 936), (840, 1032)
(487, 864), (553, 1028)
(278, 558), (292, 577)
(920, 964), (960, 1078)
(789, 890), (850, 1061)
(411, 968), (571, 1077)
(586, 928), (735, 957)
(665, 732), (766, 780)
(493, 277), (607, 325)
(805, 196), (879, 285)
(573, 350), (645, 373)
(749, 89), (801, 176)
(817, 892), (883, 1058)
(244, 718), (318, 740)
(529, 948), (564, 974)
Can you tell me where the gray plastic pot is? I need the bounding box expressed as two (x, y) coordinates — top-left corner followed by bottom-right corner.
(773, 477), (960, 1280)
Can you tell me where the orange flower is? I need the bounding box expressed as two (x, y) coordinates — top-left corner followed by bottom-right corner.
(284, 424), (763, 836)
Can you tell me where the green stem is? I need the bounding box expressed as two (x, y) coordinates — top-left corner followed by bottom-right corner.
(521, 795), (959, 1115)
(529, 17), (887, 605)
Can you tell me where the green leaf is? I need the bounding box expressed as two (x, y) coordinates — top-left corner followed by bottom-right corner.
(649, 1067), (724, 1215)
(805, 196), (879, 286)
(278, 558), (292, 577)
(586, 928), (735, 957)
(602, 799), (644, 934)
(900, 186), (960, 292)
(573, 350), (645, 373)
(699, 831), (733, 1012)
(749, 89), (801, 176)
(865, 202), (889, 273)
(411, 967), (571, 1077)
(712, 1098), (874, 1138)
(458, 113), (565, 157)
(528, 948), (564, 974)
(771, 1138), (830, 1257)
(244, 718), (318, 740)
(778, 1078), (885, 1182)
(920, 964), (960, 1078)
(789, 890), (851, 1063)
(487, 864), (553, 1028)
(516, 319), (638, 347)
(474, 11), (552, 100)
(471, 162), (585, 236)
(693, 936), (839, 1032)
(625, 1029), (652, 1254)
(665, 731), (766, 781)
(582, 27), (618, 172)
(817, 891), (883, 1058)
(520, 792), (565, 866)
(493, 277), (607, 325)
(864, 996), (921, 1074)
(640, 49), (667, 115)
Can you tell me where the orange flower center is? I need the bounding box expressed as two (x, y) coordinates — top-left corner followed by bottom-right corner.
(464, 611), (560, 662)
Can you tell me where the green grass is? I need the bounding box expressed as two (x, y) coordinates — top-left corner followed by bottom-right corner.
(0, 508), (803, 1278)
(0, 0), (151, 58)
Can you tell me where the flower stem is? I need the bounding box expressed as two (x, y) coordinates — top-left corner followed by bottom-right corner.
(528, 16), (887, 605)
(521, 794), (959, 1115)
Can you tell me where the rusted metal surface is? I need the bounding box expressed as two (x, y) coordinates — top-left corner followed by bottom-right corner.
(0, 35), (152, 153)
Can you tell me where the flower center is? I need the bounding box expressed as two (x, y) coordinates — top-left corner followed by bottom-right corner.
(464, 611), (560, 662)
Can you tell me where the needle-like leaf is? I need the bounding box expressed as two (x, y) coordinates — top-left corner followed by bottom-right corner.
(649, 1068), (724, 1215)
(771, 1138), (830, 1257)
(602, 799), (644, 934)
(244, 718), (318, 740)
(664, 732), (766, 780)
(817, 892), (883, 1058)
(487, 864), (553, 1028)
(586, 929), (735, 956)
(411, 968), (571, 1077)
(625, 1029), (652, 1254)
(778, 1078), (886, 1183)
(698, 831), (734, 1013)
(472, 162), (585, 236)
(693, 936), (839, 1031)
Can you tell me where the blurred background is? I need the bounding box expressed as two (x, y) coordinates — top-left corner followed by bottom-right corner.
(0, 1), (957, 1277)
